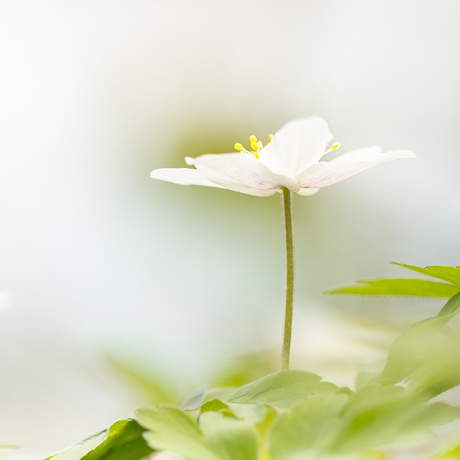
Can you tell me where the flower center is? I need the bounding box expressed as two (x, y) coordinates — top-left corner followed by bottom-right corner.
(233, 134), (274, 160)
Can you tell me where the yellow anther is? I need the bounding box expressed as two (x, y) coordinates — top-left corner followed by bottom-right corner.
(323, 142), (341, 156)
(250, 142), (259, 151)
(253, 153), (260, 159)
(268, 134), (274, 142)
(234, 143), (244, 151)
(249, 135), (258, 144)
(257, 140), (263, 149)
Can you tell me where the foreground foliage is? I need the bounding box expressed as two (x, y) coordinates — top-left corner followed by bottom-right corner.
(44, 264), (460, 460)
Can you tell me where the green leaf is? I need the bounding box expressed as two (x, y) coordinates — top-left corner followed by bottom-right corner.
(329, 278), (459, 297)
(438, 291), (460, 317)
(270, 384), (460, 457)
(329, 263), (460, 298)
(434, 439), (460, 458)
(81, 420), (153, 460)
(226, 370), (330, 409)
(269, 393), (349, 459)
(105, 354), (178, 407)
(381, 314), (456, 383)
(181, 388), (207, 410)
(200, 398), (266, 424)
(380, 291), (460, 389)
(201, 399), (230, 413)
(43, 420), (152, 460)
(355, 362), (386, 390)
(43, 432), (108, 460)
(392, 263), (460, 286)
(407, 332), (460, 398)
(136, 405), (259, 460)
(329, 384), (460, 454)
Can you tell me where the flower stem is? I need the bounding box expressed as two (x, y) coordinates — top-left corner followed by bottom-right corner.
(281, 187), (294, 370)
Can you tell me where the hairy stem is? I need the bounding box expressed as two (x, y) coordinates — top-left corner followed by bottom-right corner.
(281, 187), (294, 370)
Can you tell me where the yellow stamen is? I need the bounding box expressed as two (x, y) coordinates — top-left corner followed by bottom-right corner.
(250, 142), (259, 151)
(257, 140), (263, 149)
(253, 153), (259, 159)
(234, 143), (244, 151)
(268, 134), (274, 142)
(249, 135), (258, 144)
(323, 142), (341, 155)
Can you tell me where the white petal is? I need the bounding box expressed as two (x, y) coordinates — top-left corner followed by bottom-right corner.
(150, 168), (225, 188)
(258, 116), (333, 178)
(187, 152), (300, 197)
(296, 187), (320, 196)
(296, 147), (416, 188)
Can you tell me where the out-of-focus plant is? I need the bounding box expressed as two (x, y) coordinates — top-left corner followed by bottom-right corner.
(41, 119), (460, 460)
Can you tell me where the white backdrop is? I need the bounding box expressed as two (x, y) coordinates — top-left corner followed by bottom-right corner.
(1, 0), (460, 457)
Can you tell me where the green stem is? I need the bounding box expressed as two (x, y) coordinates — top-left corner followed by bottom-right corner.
(281, 187), (294, 370)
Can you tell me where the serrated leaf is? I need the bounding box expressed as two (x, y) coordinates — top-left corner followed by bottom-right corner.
(269, 394), (349, 459)
(329, 278), (459, 297)
(43, 420), (151, 460)
(136, 405), (259, 460)
(226, 370), (328, 409)
(392, 263), (460, 286)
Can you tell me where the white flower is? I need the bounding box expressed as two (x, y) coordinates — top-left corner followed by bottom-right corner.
(151, 117), (416, 197)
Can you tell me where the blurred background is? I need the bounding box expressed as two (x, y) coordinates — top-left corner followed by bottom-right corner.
(1, 0), (460, 457)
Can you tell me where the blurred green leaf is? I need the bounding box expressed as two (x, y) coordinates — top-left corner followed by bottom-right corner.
(136, 405), (259, 460)
(226, 370), (330, 409)
(382, 314), (456, 382)
(43, 420), (152, 460)
(438, 291), (460, 316)
(330, 384), (460, 454)
(329, 278), (458, 297)
(435, 439), (460, 458)
(181, 388), (207, 410)
(43, 432), (108, 460)
(211, 350), (278, 388)
(407, 331), (460, 398)
(200, 398), (267, 424)
(269, 382), (459, 457)
(201, 399), (230, 413)
(203, 388), (237, 404)
(269, 393), (349, 459)
(105, 354), (178, 407)
(355, 362), (386, 390)
(380, 292), (460, 392)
